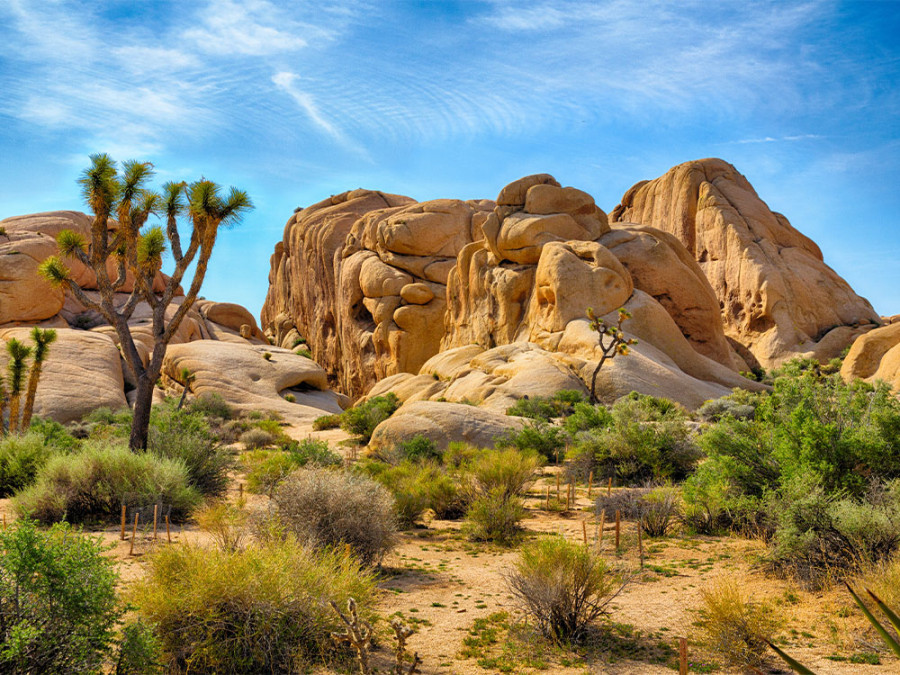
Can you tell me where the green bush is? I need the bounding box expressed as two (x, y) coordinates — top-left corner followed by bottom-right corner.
(506, 390), (586, 421)
(465, 448), (541, 500)
(505, 536), (618, 642)
(0, 432), (56, 497)
(339, 393), (401, 443)
(697, 396), (755, 423)
(563, 402), (613, 435)
(0, 519), (122, 674)
(770, 479), (900, 587)
(27, 417), (80, 452)
(270, 468), (396, 565)
(114, 620), (163, 674)
(16, 442), (201, 524)
(374, 434), (440, 464)
(185, 393), (235, 420)
(243, 439), (341, 495)
(148, 408), (232, 497)
(239, 427), (275, 450)
(495, 421), (566, 461)
(132, 540), (376, 673)
(463, 489), (526, 545)
(312, 413), (341, 431)
(573, 394), (698, 485)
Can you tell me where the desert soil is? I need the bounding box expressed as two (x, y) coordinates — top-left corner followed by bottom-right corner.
(0, 423), (892, 674)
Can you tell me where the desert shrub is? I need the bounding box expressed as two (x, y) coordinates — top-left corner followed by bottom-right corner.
(593, 484), (681, 536)
(696, 579), (780, 669)
(463, 489), (526, 545)
(770, 479), (900, 587)
(148, 409), (232, 497)
(0, 432), (56, 497)
(465, 447), (541, 500)
(16, 442), (200, 524)
(424, 471), (468, 519)
(249, 417), (291, 443)
(640, 485), (682, 537)
(563, 402), (613, 435)
(114, 620), (163, 675)
(854, 553), (900, 613)
(196, 500), (250, 552)
(495, 420), (566, 461)
(244, 439), (340, 495)
(339, 393), (401, 443)
(0, 519), (122, 674)
(185, 392), (235, 420)
(27, 416), (80, 452)
(215, 418), (250, 444)
(363, 460), (432, 527)
(697, 396), (755, 423)
(270, 468), (396, 565)
(443, 441), (479, 468)
(506, 390), (586, 421)
(505, 536), (619, 642)
(312, 413), (342, 430)
(132, 540), (376, 673)
(574, 394), (698, 485)
(376, 434), (440, 464)
(240, 427), (275, 450)
(82, 406), (133, 440)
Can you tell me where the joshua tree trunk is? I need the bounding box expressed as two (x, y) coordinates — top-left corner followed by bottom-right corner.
(20, 328), (57, 431)
(8, 396), (20, 435)
(129, 374), (157, 451)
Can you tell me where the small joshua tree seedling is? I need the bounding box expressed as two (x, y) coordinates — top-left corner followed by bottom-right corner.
(175, 367), (195, 411)
(586, 307), (638, 404)
(330, 598), (374, 674)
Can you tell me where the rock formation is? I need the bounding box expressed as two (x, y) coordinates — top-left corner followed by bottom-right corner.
(263, 168), (785, 412)
(841, 321), (900, 390)
(611, 158), (879, 368)
(1, 211), (342, 425)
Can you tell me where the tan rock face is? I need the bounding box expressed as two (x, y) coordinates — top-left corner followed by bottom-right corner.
(841, 322), (900, 390)
(368, 400), (526, 451)
(261, 189), (492, 398)
(610, 158), (879, 367)
(162, 340), (343, 420)
(0, 327), (127, 423)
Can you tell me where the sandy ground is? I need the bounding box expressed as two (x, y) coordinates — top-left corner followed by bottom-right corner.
(1, 435), (894, 674)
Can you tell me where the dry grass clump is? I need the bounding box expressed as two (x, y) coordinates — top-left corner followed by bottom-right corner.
(239, 427), (275, 450)
(696, 578), (781, 669)
(505, 535), (621, 642)
(15, 441), (200, 524)
(270, 468), (396, 565)
(132, 540), (376, 673)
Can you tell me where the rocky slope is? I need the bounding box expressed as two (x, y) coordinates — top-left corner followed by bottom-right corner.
(1, 211), (343, 425)
(610, 158), (879, 369)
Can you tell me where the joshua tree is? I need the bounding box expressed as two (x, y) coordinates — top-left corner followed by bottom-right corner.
(586, 307), (638, 404)
(19, 327), (57, 431)
(5, 338), (33, 434)
(176, 367), (196, 411)
(40, 154), (252, 449)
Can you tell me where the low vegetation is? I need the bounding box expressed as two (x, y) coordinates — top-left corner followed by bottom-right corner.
(132, 540), (376, 673)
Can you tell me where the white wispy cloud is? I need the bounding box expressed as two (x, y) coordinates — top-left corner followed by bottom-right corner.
(735, 134), (824, 144)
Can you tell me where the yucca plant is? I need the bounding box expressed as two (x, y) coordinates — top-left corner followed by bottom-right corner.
(19, 327), (57, 431)
(5, 339), (32, 435)
(40, 154), (252, 450)
(175, 367), (196, 411)
(768, 582), (900, 673)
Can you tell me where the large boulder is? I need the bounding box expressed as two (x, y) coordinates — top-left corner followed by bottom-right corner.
(841, 322), (900, 390)
(0, 327), (127, 423)
(368, 400), (526, 451)
(610, 159), (879, 367)
(162, 340), (344, 421)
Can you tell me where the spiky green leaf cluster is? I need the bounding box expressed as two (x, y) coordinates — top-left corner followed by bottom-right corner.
(137, 226), (166, 269)
(56, 229), (87, 257)
(37, 256), (71, 287)
(6, 338), (32, 395)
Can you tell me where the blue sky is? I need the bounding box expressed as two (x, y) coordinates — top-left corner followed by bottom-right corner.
(1, 0), (898, 319)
